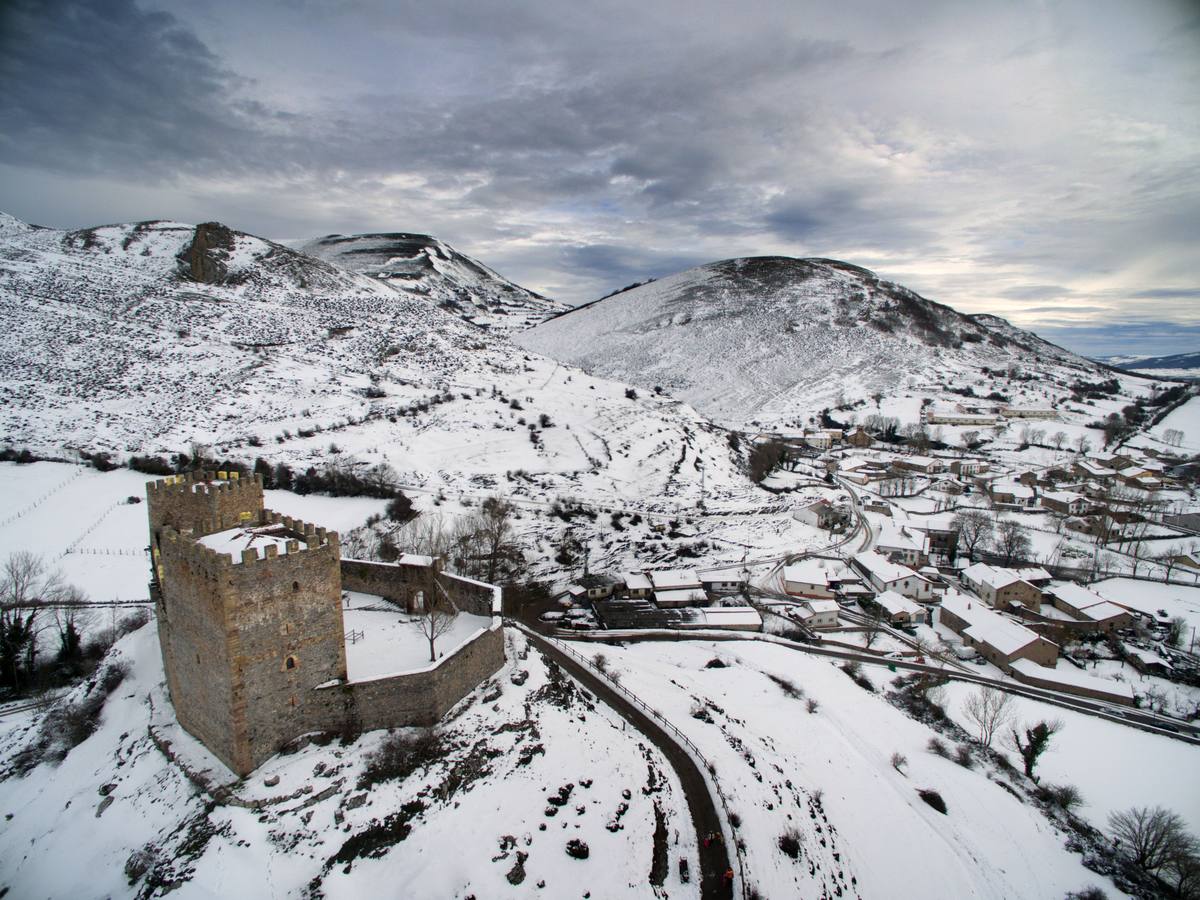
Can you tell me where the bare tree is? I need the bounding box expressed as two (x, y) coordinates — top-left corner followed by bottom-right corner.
(1, 552), (68, 690)
(410, 593), (459, 663)
(1075, 435), (1092, 455)
(1108, 806), (1195, 873)
(1166, 617), (1187, 649)
(862, 610), (886, 649)
(474, 496), (520, 584)
(995, 518), (1032, 566)
(953, 509), (992, 563)
(1050, 431), (1067, 452)
(1009, 719), (1062, 782)
(962, 686), (1015, 749)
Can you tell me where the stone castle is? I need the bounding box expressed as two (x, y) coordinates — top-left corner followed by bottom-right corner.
(147, 470), (503, 776)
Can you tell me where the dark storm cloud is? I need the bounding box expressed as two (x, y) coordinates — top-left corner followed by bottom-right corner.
(0, 0), (1196, 326)
(0, 0), (273, 176)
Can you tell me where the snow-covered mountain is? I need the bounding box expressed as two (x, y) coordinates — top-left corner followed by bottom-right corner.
(516, 257), (1107, 427)
(1102, 351), (1200, 380)
(299, 232), (567, 333)
(0, 213), (757, 524)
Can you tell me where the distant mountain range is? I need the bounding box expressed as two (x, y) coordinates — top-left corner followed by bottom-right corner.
(299, 232), (567, 333)
(517, 256), (1105, 427)
(1100, 351), (1200, 375)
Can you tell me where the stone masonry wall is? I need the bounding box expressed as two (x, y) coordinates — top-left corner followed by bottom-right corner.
(340, 559), (439, 612)
(147, 471), (264, 543)
(148, 473), (504, 776)
(227, 532), (347, 774)
(155, 528), (239, 772)
(319, 623), (505, 733)
(437, 572), (500, 617)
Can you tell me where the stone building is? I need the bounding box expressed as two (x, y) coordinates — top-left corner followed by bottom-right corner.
(148, 471), (503, 776)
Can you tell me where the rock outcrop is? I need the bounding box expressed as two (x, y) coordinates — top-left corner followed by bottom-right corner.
(178, 222), (235, 284)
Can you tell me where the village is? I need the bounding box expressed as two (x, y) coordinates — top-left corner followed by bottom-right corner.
(534, 404), (1200, 731)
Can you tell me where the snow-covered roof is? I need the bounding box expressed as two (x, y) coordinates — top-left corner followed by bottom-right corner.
(699, 607), (762, 628)
(1009, 660), (1135, 700)
(1126, 647), (1172, 669)
(653, 587), (706, 605)
(1042, 490), (1084, 504)
(875, 522), (921, 552)
(698, 567), (746, 583)
(1011, 566), (1051, 583)
(783, 559), (832, 586)
(853, 551), (922, 585)
(804, 599), (840, 615)
(940, 591), (1043, 656)
(962, 563), (1028, 591)
(622, 572), (653, 591)
(197, 524), (294, 563)
(1078, 601), (1129, 622)
(649, 569), (701, 590)
(1048, 581), (1108, 611)
(874, 589), (923, 617)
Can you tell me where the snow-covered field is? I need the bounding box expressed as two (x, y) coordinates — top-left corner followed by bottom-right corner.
(940, 681), (1200, 835)
(1091, 577), (1200, 639)
(0, 461), (155, 602)
(1151, 394), (1200, 449)
(342, 594), (491, 679)
(0, 627), (697, 899)
(600, 639), (1119, 900)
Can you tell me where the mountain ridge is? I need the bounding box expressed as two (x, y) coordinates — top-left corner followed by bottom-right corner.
(517, 255), (1102, 427)
(299, 231), (568, 333)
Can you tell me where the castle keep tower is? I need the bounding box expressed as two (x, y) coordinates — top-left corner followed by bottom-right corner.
(148, 472), (347, 775)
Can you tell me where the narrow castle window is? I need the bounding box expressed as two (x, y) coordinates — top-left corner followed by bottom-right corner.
(292, 580), (300, 592)
(285, 655), (297, 670)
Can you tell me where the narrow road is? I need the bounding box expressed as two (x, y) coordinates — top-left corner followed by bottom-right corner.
(519, 627), (735, 900)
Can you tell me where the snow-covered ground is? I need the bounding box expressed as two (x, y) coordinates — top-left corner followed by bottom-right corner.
(940, 680), (1200, 835)
(0, 461), (155, 602)
(1091, 577), (1200, 639)
(1151, 394), (1200, 449)
(342, 593), (491, 679)
(0, 627), (698, 899)
(599, 639), (1121, 900)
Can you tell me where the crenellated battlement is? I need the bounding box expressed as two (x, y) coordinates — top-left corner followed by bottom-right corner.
(147, 469), (263, 497)
(147, 470), (266, 541)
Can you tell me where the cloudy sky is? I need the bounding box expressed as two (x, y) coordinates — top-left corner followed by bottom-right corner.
(1, 0), (1197, 356)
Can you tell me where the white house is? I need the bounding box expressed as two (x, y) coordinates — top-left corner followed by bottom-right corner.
(622, 571), (654, 599)
(792, 499), (849, 530)
(799, 598), (840, 629)
(783, 559), (836, 598)
(870, 589), (928, 625)
(698, 567), (747, 594)
(851, 551), (934, 601)
(874, 522), (925, 567)
(649, 569), (705, 607)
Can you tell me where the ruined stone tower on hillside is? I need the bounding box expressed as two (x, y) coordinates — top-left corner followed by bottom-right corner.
(148, 471), (347, 775)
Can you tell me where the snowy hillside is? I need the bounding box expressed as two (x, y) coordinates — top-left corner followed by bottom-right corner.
(299, 232), (568, 333)
(0, 626), (698, 899)
(0, 214), (815, 586)
(517, 257), (1112, 427)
